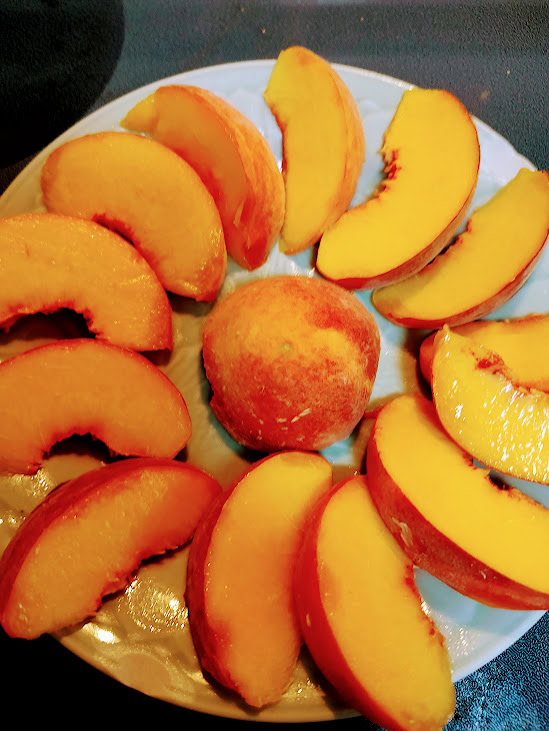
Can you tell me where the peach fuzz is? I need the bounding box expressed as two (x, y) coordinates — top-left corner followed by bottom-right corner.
(373, 169), (549, 326)
(41, 131), (226, 300)
(0, 339), (191, 475)
(202, 275), (380, 452)
(366, 394), (549, 609)
(185, 451), (332, 708)
(294, 474), (455, 730)
(264, 46), (365, 254)
(317, 88), (480, 289)
(0, 458), (221, 639)
(419, 314), (549, 391)
(122, 84), (285, 271)
(432, 328), (549, 485)
(0, 213), (172, 351)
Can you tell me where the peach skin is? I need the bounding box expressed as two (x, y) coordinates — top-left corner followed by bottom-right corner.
(201, 275), (380, 452)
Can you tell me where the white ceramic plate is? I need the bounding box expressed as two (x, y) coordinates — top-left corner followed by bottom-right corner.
(0, 60), (547, 723)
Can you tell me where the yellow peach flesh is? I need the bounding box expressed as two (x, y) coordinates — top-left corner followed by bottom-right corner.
(373, 169), (549, 324)
(122, 85), (284, 270)
(420, 315), (549, 390)
(123, 90), (247, 223)
(379, 394), (549, 592)
(0, 213), (172, 351)
(0, 339), (191, 474)
(264, 46), (365, 254)
(205, 452), (332, 707)
(432, 328), (549, 484)
(317, 88), (479, 286)
(316, 476), (454, 729)
(2, 461), (220, 638)
(41, 131), (226, 300)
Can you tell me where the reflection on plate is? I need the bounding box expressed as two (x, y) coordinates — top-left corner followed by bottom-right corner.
(0, 60), (547, 723)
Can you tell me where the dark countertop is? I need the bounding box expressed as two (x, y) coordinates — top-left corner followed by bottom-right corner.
(1, 1), (548, 729)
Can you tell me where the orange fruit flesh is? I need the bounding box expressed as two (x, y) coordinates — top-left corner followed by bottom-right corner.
(421, 315), (549, 390)
(0, 339), (191, 474)
(317, 88), (479, 279)
(264, 47), (351, 252)
(374, 169), (549, 319)
(41, 131), (225, 299)
(205, 452), (332, 707)
(377, 394), (549, 592)
(2, 461), (219, 638)
(123, 87), (248, 246)
(432, 329), (549, 485)
(317, 476), (454, 730)
(122, 84), (284, 271)
(0, 213), (171, 350)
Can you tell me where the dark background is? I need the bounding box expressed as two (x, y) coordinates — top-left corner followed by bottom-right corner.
(1, 1), (548, 729)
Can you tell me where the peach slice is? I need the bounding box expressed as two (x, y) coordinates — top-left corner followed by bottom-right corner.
(419, 314), (549, 390)
(41, 131), (226, 300)
(122, 84), (285, 271)
(185, 451), (332, 708)
(0, 213), (172, 351)
(432, 327), (549, 485)
(373, 169), (549, 325)
(366, 394), (549, 609)
(202, 275), (380, 452)
(316, 88), (480, 289)
(0, 339), (191, 475)
(264, 46), (365, 254)
(0, 458), (221, 638)
(295, 474), (455, 730)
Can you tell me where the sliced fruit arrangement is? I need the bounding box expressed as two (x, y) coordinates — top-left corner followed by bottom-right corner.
(0, 339), (191, 475)
(41, 131), (226, 300)
(0, 213), (172, 351)
(367, 394), (549, 609)
(202, 275), (380, 452)
(419, 313), (549, 390)
(0, 43), (548, 725)
(316, 87), (480, 289)
(0, 458), (221, 638)
(264, 45), (365, 255)
(122, 84), (285, 271)
(185, 451), (333, 708)
(295, 474), (455, 730)
(373, 169), (549, 326)
(432, 327), (549, 485)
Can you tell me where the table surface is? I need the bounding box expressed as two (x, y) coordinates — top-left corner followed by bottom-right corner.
(1, 1), (548, 729)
